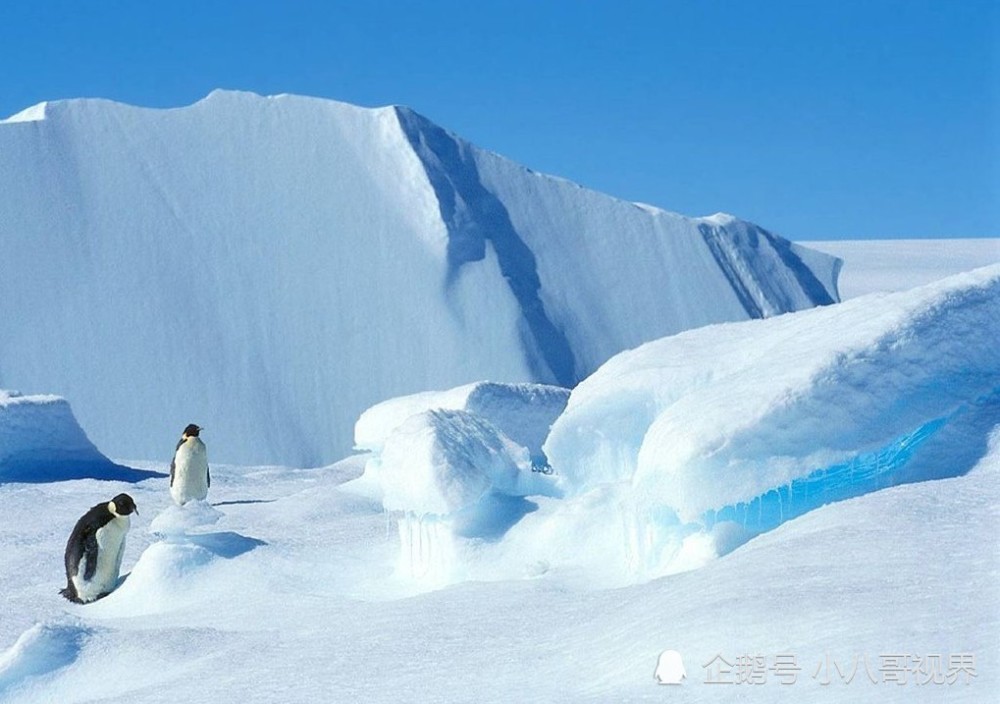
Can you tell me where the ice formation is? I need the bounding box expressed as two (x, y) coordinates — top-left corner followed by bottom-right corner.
(355, 380), (569, 464)
(364, 267), (999, 584)
(0, 390), (149, 482)
(543, 265), (1000, 576)
(0, 90), (839, 466)
(352, 382), (565, 582)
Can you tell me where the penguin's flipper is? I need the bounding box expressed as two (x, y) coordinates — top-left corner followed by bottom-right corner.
(169, 437), (184, 487)
(82, 531), (99, 581)
(207, 465), (210, 488)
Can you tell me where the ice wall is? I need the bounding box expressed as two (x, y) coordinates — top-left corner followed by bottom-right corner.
(0, 91), (839, 465)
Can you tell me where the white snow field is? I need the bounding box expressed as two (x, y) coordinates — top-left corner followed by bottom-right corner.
(806, 238), (999, 299)
(0, 90), (839, 467)
(1, 264), (994, 703)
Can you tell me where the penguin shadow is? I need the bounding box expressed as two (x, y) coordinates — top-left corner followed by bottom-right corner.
(211, 499), (277, 507)
(182, 531), (267, 559)
(0, 624), (91, 697)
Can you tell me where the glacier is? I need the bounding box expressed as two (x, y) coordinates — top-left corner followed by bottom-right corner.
(0, 90), (839, 466)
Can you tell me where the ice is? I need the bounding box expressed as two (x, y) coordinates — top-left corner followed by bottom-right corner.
(0, 90), (839, 467)
(543, 265), (1000, 576)
(0, 390), (157, 483)
(354, 380), (569, 464)
(807, 238), (999, 299)
(354, 397), (562, 583)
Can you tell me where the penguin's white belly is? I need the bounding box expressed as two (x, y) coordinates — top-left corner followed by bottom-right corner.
(172, 439), (209, 505)
(73, 515), (129, 602)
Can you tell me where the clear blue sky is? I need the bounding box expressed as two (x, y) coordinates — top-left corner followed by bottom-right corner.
(1, 0), (995, 239)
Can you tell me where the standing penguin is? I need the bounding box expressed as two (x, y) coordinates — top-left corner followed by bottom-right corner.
(170, 423), (210, 506)
(61, 493), (138, 603)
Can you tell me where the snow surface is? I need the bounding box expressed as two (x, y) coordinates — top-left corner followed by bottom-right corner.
(0, 90), (838, 466)
(806, 238), (999, 299)
(0, 433), (995, 703)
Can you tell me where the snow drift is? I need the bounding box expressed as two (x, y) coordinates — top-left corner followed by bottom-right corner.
(0, 390), (150, 482)
(0, 90), (839, 466)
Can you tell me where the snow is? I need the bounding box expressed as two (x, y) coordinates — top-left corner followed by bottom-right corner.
(541, 265), (999, 578)
(354, 380), (569, 463)
(0, 429), (995, 702)
(0, 90), (838, 467)
(0, 90), (995, 703)
(805, 238), (999, 299)
(0, 102), (47, 124)
(0, 256), (996, 699)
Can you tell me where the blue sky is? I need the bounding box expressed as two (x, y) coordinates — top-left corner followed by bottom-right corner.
(0, 0), (995, 239)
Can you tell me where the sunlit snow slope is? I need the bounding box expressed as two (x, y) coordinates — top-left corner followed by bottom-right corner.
(0, 91), (838, 466)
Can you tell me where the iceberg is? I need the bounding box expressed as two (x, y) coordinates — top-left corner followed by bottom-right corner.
(0, 91), (839, 466)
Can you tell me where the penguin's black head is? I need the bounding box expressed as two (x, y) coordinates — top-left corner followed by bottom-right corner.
(110, 493), (138, 517)
(182, 424), (202, 438)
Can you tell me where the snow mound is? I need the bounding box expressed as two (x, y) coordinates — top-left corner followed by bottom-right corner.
(148, 499), (223, 536)
(0, 390), (152, 483)
(355, 381), (569, 463)
(542, 264), (1000, 576)
(87, 534), (264, 617)
(0, 90), (839, 466)
(0, 624), (90, 698)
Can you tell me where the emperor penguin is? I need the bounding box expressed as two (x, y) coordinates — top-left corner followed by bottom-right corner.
(61, 493), (137, 603)
(170, 423), (210, 505)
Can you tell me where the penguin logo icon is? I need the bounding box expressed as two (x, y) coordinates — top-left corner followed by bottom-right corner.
(654, 649), (686, 685)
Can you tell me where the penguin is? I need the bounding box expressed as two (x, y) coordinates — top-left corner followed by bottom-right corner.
(61, 493), (137, 603)
(170, 423), (210, 506)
